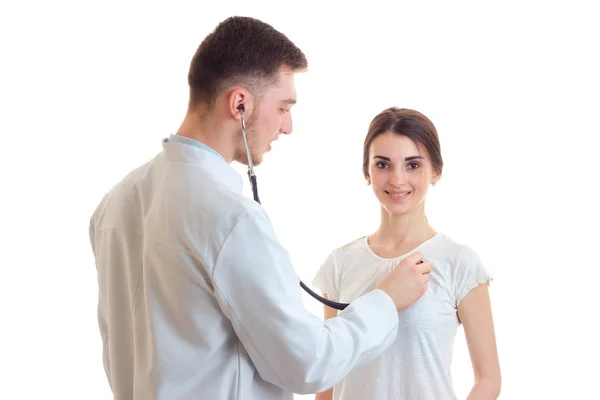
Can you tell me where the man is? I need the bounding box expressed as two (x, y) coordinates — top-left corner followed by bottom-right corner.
(89, 16), (432, 399)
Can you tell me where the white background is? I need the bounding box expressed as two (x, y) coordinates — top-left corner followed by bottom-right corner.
(1, 0), (599, 398)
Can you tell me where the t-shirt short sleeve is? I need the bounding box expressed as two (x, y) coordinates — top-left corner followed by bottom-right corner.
(452, 246), (493, 307)
(312, 252), (341, 301)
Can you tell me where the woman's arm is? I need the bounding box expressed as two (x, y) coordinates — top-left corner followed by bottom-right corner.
(315, 294), (338, 400)
(458, 283), (501, 399)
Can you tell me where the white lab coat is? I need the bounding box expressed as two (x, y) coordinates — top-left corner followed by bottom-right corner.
(89, 137), (399, 399)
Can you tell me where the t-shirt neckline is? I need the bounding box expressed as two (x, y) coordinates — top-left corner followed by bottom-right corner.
(362, 233), (442, 262)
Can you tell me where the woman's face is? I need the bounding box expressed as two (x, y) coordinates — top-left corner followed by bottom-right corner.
(367, 132), (440, 216)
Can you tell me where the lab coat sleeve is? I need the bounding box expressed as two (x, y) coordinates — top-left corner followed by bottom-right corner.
(89, 217), (112, 389)
(211, 210), (399, 394)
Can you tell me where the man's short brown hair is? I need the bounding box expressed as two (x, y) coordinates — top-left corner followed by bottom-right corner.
(188, 16), (308, 108)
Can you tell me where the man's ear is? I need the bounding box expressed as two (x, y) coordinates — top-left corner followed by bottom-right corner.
(228, 87), (253, 119)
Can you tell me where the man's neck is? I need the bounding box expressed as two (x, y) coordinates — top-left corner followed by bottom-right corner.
(176, 110), (236, 163)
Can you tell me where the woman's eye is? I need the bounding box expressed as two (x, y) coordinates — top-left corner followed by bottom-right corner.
(408, 162), (420, 170)
(376, 162), (389, 169)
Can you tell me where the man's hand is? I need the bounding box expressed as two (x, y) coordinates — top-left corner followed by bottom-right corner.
(376, 251), (432, 311)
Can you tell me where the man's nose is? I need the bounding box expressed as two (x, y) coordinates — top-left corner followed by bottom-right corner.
(280, 112), (293, 135)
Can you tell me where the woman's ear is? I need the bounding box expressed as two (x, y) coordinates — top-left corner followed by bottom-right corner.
(366, 175), (371, 185)
(432, 170), (442, 186)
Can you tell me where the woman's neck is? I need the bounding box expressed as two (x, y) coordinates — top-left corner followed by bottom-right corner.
(369, 204), (436, 256)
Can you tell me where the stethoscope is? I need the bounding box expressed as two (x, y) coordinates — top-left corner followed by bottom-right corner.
(238, 103), (349, 311)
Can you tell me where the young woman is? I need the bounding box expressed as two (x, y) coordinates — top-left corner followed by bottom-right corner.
(313, 107), (501, 400)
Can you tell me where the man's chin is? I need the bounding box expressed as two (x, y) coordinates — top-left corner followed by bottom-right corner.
(234, 152), (264, 167)
(250, 153), (264, 166)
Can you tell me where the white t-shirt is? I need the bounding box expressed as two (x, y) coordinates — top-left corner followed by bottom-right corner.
(313, 233), (493, 400)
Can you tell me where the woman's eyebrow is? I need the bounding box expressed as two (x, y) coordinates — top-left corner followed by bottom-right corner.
(373, 155), (424, 161)
(373, 155), (391, 161)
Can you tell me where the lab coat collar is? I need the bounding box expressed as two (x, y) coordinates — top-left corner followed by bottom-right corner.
(161, 136), (243, 194)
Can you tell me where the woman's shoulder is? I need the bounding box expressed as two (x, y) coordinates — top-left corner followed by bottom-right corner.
(330, 236), (368, 255)
(427, 233), (484, 265)
(433, 234), (493, 301)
